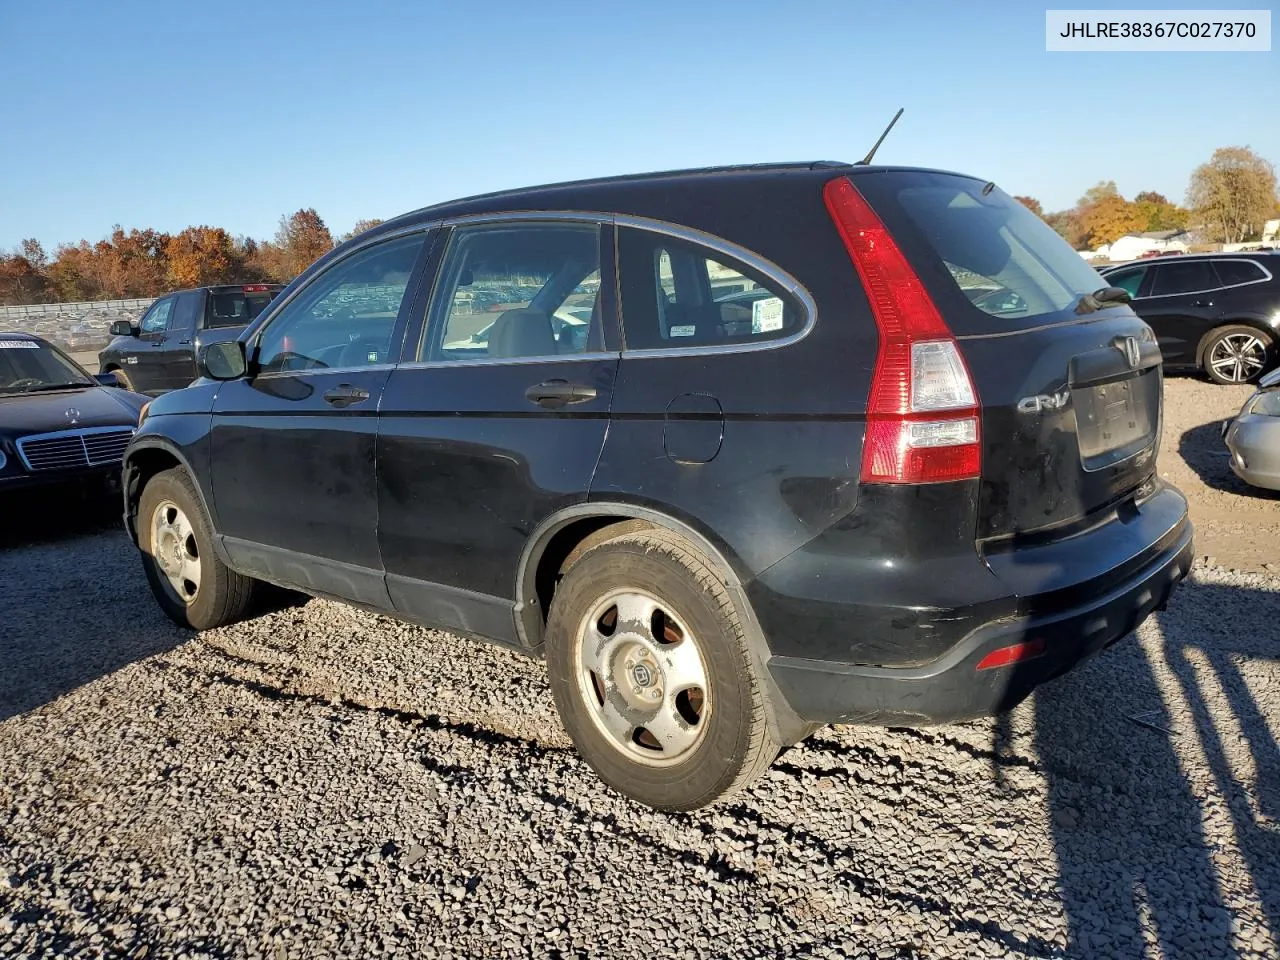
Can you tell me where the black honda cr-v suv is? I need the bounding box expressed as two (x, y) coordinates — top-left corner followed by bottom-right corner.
(122, 162), (1193, 810)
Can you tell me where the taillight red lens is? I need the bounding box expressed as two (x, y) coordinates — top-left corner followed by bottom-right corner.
(242, 284), (269, 292)
(823, 176), (981, 484)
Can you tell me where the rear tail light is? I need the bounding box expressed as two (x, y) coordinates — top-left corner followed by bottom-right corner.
(823, 176), (981, 484)
(242, 284), (270, 292)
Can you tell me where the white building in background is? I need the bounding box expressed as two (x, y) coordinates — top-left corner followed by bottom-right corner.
(1223, 219), (1280, 253)
(1079, 229), (1189, 263)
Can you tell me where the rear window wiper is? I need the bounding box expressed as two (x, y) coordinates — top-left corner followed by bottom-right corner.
(1074, 286), (1132, 315)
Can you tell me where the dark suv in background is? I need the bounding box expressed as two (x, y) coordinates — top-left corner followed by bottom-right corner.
(99, 284), (282, 394)
(122, 162), (1192, 810)
(1100, 253), (1280, 384)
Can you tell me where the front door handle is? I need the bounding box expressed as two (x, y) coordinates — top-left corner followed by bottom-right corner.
(323, 384), (371, 408)
(525, 380), (598, 408)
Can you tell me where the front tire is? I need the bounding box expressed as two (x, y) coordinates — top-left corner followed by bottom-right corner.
(1202, 325), (1273, 384)
(108, 366), (138, 392)
(137, 467), (256, 630)
(545, 528), (780, 811)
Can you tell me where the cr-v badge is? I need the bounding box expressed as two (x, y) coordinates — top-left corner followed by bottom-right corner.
(1017, 390), (1070, 414)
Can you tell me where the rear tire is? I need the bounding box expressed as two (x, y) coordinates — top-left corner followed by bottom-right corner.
(137, 467), (256, 630)
(544, 528), (780, 811)
(1202, 325), (1273, 385)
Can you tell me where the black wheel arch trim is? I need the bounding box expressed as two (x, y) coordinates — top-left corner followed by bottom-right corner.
(122, 437), (232, 566)
(516, 501), (812, 745)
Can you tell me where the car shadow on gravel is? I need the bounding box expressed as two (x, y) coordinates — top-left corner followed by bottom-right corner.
(1178, 422), (1280, 500)
(0, 485), (122, 549)
(1030, 578), (1279, 959)
(0, 494), (193, 722)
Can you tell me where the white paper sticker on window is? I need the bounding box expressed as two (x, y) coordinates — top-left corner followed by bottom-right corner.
(0, 340), (39, 349)
(751, 296), (785, 334)
(669, 324), (696, 338)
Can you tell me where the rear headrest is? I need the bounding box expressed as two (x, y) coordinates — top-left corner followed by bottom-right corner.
(488, 308), (557, 359)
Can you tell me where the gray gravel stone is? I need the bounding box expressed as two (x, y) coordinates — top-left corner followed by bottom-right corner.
(1, 380), (1278, 959)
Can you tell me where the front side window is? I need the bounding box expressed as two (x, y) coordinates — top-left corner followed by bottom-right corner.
(617, 228), (801, 351)
(140, 298), (174, 334)
(170, 292), (201, 332)
(1213, 259), (1267, 287)
(427, 223), (601, 362)
(1150, 260), (1217, 297)
(255, 234), (424, 373)
(1106, 266), (1147, 299)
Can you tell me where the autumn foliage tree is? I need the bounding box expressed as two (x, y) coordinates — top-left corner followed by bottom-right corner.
(273, 208), (335, 280)
(164, 227), (235, 288)
(1014, 196), (1044, 217)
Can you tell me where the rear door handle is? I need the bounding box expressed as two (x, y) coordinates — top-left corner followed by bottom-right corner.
(525, 380), (597, 408)
(323, 384), (371, 408)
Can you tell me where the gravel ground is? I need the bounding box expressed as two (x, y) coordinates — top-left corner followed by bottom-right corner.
(1, 380), (1278, 960)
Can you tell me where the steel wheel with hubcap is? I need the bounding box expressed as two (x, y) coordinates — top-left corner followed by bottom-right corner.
(576, 588), (711, 765)
(137, 467), (258, 630)
(546, 528), (780, 811)
(150, 500), (202, 604)
(1204, 326), (1273, 385)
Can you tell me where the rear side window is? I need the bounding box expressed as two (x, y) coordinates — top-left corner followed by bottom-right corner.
(425, 223), (601, 362)
(207, 289), (278, 328)
(617, 228), (801, 350)
(853, 172), (1113, 333)
(1106, 266), (1146, 298)
(1213, 259), (1268, 286)
(1150, 260), (1217, 297)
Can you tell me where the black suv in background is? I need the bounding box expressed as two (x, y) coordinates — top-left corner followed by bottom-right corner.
(123, 163), (1193, 810)
(99, 284), (282, 394)
(1100, 253), (1280, 384)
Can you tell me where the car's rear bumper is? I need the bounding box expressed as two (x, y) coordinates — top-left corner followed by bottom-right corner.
(759, 486), (1194, 725)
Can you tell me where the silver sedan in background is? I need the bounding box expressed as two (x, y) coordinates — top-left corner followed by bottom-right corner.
(1224, 367), (1280, 490)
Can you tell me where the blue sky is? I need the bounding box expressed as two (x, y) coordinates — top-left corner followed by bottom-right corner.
(0, 0), (1276, 249)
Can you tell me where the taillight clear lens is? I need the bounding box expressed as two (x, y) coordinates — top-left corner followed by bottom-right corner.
(906, 417), (978, 448)
(911, 341), (975, 412)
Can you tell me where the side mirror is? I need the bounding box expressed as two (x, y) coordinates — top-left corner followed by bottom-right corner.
(110, 320), (138, 337)
(94, 371), (124, 389)
(198, 340), (247, 381)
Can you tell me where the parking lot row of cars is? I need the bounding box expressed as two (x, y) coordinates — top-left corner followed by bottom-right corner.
(2, 161), (1279, 811)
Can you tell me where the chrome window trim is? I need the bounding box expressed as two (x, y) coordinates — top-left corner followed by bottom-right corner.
(16, 425), (136, 471)
(397, 351), (618, 372)
(252, 362), (397, 381)
(428, 211), (818, 361)
(1127, 258), (1274, 301)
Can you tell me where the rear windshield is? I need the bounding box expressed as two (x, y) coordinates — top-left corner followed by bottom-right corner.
(854, 172), (1112, 334)
(206, 290), (278, 328)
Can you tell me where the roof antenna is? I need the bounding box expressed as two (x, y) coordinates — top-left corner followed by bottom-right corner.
(857, 108), (904, 165)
